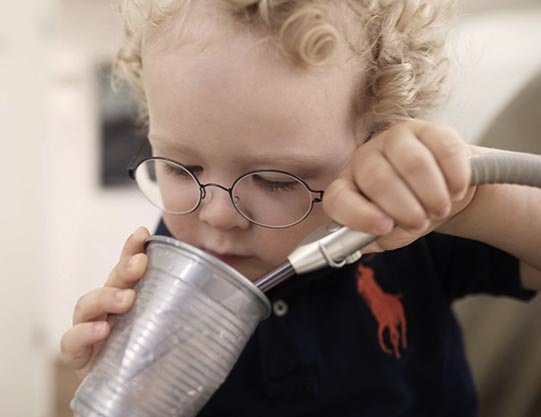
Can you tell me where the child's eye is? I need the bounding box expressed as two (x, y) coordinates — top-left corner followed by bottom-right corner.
(251, 174), (299, 192)
(163, 162), (202, 178)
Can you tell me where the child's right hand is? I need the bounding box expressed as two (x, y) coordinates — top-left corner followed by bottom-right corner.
(60, 227), (150, 380)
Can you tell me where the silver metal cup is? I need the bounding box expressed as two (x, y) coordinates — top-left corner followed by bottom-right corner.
(71, 235), (271, 417)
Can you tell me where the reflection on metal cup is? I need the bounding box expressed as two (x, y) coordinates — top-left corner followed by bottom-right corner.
(71, 236), (271, 417)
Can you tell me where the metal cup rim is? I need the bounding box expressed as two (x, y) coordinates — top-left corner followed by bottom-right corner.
(144, 235), (271, 314)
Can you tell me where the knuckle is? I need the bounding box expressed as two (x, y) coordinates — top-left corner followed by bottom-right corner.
(403, 209), (427, 228)
(422, 121), (456, 139)
(363, 170), (389, 193)
(322, 180), (347, 211)
(400, 152), (428, 174)
(432, 197), (451, 213)
(322, 197), (341, 220)
(408, 215), (426, 229)
(426, 123), (465, 158)
(117, 256), (130, 274)
(439, 139), (465, 162)
(429, 202), (451, 220)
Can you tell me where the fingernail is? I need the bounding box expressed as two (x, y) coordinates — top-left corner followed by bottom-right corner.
(414, 219), (430, 232)
(433, 205), (451, 220)
(452, 191), (466, 202)
(94, 322), (105, 334)
(134, 226), (148, 240)
(376, 217), (394, 234)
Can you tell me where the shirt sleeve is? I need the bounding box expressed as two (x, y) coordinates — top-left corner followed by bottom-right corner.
(425, 232), (537, 302)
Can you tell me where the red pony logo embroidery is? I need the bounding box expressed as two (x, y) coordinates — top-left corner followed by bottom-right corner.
(356, 264), (407, 359)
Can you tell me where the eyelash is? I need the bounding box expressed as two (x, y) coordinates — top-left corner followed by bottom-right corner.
(252, 175), (298, 192)
(163, 163), (299, 192)
(164, 164), (202, 177)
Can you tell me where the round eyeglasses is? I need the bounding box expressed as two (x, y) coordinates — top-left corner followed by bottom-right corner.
(128, 157), (325, 229)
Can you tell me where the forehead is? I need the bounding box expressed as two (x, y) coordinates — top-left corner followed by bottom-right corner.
(141, 13), (360, 165)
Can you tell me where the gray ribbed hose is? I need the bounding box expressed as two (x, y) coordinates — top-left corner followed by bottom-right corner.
(255, 151), (541, 291)
(469, 153), (541, 187)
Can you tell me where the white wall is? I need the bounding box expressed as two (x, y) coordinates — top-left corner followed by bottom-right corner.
(45, 0), (158, 358)
(445, 6), (541, 144)
(464, 0), (540, 14)
(2, 1), (157, 415)
(0, 1), (54, 416)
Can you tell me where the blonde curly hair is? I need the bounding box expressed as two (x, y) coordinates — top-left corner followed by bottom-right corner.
(114, 0), (457, 131)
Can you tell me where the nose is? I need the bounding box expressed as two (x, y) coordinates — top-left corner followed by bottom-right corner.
(197, 184), (250, 230)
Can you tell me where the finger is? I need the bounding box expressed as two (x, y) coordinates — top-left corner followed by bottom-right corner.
(60, 321), (110, 370)
(362, 224), (434, 254)
(362, 241), (386, 254)
(351, 148), (429, 232)
(73, 287), (136, 325)
(376, 225), (433, 250)
(415, 123), (471, 201)
(383, 128), (452, 220)
(323, 174), (395, 236)
(104, 251), (148, 289)
(119, 227), (151, 261)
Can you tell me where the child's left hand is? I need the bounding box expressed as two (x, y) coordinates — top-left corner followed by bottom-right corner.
(322, 120), (477, 253)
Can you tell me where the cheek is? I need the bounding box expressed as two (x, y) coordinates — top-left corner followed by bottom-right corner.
(259, 205), (330, 262)
(162, 214), (199, 242)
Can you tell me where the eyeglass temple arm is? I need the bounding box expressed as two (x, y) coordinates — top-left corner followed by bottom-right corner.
(255, 151), (541, 291)
(127, 138), (151, 178)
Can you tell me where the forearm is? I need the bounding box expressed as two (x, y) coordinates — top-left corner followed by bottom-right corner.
(438, 178), (541, 289)
(440, 181), (541, 265)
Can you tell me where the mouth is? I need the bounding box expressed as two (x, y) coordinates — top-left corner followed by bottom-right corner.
(204, 250), (250, 266)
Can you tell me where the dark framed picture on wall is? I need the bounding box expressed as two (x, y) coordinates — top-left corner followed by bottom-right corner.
(97, 62), (150, 187)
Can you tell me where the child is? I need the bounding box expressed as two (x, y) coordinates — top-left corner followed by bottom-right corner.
(61, 0), (541, 415)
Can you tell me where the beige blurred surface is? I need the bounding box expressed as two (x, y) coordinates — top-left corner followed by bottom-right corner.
(454, 71), (541, 417)
(476, 71), (541, 155)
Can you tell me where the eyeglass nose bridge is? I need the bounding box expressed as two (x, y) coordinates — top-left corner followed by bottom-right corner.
(199, 182), (241, 205)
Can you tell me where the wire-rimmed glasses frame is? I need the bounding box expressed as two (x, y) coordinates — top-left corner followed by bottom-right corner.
(128, 156), (325, 229)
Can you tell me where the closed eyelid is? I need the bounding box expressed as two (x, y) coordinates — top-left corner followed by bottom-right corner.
(183, 165), (203, 174)
(149, 154), (323, 190)
(157, 157), (203, 174)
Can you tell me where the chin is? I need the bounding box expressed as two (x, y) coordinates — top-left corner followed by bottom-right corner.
(228, 264), (267, 282)
(224, 260), (277, 283)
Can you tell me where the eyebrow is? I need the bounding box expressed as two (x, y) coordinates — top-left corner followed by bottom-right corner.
(242, 152), (323, 166)
(148, 134), (327, 175)
(149, 136), (198, 157)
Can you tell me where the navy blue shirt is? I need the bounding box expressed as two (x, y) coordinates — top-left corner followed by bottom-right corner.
(156, 220), (535, 417)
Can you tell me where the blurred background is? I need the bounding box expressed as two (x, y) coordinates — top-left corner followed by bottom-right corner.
(0, 0), (539, 416)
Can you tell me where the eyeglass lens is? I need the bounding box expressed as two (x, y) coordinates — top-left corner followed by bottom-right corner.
(134, 159), (315, 228)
